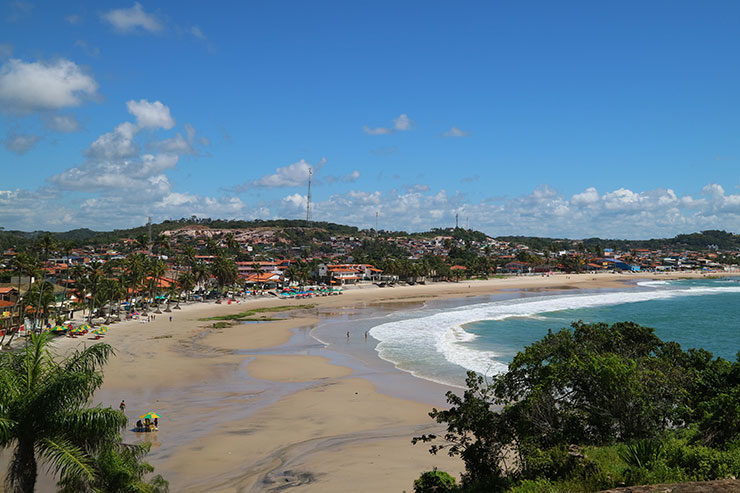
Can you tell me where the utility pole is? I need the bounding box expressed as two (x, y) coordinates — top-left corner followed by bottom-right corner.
(375, 211), (379, 235)
(306, 168), (312, 224)
(147, 216), (152, 245)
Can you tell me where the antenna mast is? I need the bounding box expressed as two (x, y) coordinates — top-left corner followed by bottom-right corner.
(147, 216), (152, 244)
(306, 168), (312, 224)
(455, 213), (459, 229)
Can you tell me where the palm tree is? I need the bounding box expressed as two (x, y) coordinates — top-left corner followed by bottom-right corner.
(0, 333), (127, 492)
(211, 254), (238, 298)
(177, 272), (195, 304)
(4, 253), (39, 348)
(57, 442), (168, 493)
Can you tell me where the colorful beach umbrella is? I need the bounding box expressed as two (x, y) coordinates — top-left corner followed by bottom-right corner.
(139, 412), (160, 420)
(50, 325), (66, 333)
(99, 325), (109, 332)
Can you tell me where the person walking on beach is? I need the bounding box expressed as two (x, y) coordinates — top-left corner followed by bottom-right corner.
(169, 316), (172, 322)
(346, 331), (350, 339)
(119, 400), (126, 412)
(364, 331), (368, 341)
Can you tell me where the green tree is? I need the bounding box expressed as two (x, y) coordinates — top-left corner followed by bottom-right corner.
(57, 442), (168, 493)
(0, 333), (127, 492)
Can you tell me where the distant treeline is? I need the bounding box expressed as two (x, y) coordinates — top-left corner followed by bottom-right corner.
(498, 229), (740, 252)
(1, 218), (738, 253)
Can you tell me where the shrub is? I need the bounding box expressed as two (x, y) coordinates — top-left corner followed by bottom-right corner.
(413, 469), (457, 493)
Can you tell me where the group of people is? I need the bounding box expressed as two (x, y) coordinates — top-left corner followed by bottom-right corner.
(120, 400), (159, 433)
(135, 417), (159, 432)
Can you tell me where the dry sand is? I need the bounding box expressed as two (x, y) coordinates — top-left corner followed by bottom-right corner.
(3, 270), (733, 492)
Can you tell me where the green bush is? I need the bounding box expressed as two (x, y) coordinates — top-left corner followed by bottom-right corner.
(508, 478), (557, 493)
(413, 469), (458, 493)
(618, 439), (665, 469)
(666, 443), (740, 480)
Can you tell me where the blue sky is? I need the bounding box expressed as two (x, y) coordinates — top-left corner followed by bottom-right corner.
(2, 1), (740, 238)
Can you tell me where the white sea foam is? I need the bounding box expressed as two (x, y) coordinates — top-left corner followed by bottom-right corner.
(637, 280), (670, 287)
(369, 283), (740, 382)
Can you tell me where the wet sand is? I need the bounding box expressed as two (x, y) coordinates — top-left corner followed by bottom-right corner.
(2, 271), (733, 492)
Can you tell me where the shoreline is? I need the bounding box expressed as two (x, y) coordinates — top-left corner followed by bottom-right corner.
(5, 270), (736, 492)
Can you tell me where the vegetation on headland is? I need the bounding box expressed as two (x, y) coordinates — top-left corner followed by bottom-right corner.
(201, 304), (316, 321)
(0, 333), (167, 492)
(412, 321), (740, 492)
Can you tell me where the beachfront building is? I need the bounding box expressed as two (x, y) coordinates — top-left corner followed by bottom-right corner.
(317, 263), (383, 284)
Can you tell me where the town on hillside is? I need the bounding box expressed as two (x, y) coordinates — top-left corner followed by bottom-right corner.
(1, 220), (738, 346)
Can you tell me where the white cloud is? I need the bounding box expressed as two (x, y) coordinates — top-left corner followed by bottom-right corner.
(0, 43), (12, 59)
(362, 125), (394, 135)
(236, 157), (327, 190)
(271, 183), (740, 238)
(0, 58), (98, 114)
(51, 100), (186, 195)
(126, 99), (175, 129)
(65, 14), (82, 25)
(342, 170), (361, 183)
(363, 114), (414, 135)
(41, 113), (80, 133)
(393, 113), (413, 131)
(85, 121), (139, 161)
(190, 26), (206, 39)
(4, 131), (41, 154)
(442, 126), (470, 137)
(102, 2), (162, 33)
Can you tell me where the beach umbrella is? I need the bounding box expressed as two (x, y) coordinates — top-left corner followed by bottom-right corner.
(99, 325), (109, 332)
(50, 325), (66, 333)
(79, 324), (91, 331)
(92, 329), (105, 335)
(139, 412), (161, 420)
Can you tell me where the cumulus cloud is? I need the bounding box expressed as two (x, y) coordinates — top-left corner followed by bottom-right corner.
(102, 3), (162, 33)
(50, 100), (192, 198)
(0, 58), (98, 114)
(270, 183), (740, 238)
(363, 113), (414, 135)
(126, 99), (175, 129)
(235, 157), (327, 191)
(41, 114), (81, 133)
(4, 131), (41, 154)
(442, 126), (470, 137)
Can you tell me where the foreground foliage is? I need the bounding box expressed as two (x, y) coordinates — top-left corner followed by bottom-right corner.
(413, 321), (740, 492)
(0, 333), (167, 492)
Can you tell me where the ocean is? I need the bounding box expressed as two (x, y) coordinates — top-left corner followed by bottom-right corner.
(368, 277), (740, 388)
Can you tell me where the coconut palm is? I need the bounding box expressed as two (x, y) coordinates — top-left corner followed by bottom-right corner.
(3, 253), (39, 348)
(57, 442), (168, 493)
(211, 254), (238, 297)
(177, 272), (195, 304)
(0, 333), (127, 492)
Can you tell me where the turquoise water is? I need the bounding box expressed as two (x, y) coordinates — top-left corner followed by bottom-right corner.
(369, 277), (740, 387)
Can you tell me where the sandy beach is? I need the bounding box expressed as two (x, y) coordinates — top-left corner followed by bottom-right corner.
(5, 271), (733, 492)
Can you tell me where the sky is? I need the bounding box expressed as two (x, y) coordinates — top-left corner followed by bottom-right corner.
(2, 1), (740, 239)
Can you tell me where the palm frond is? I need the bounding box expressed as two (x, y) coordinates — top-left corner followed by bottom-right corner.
(37, 436), (96, 483)
(62, 343), (115, 375)
(0, 415), (17, 445)
(52, 407), (127, 450)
